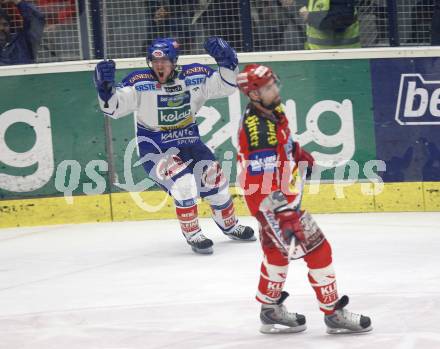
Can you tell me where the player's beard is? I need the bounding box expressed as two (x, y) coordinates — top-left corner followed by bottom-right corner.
(262, 95), (281, 110)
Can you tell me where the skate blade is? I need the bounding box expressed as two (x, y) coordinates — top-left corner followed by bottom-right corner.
(326, 325), (373, 335)
(260, 324), (306, 334)
(191, 246), (214, 254)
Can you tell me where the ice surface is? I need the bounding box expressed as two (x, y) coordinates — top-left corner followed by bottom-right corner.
(0, 212), (439, 349)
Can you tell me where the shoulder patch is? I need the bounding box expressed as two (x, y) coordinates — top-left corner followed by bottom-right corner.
(122, 69), (157, 86)
(180, 63), (215, 78)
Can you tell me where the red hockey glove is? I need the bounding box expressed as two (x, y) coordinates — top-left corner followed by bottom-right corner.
(257, 191), (306, 254)
(275, 208), (305, 243)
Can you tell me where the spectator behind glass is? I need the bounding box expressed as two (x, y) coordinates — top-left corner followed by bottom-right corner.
(37, 0), (75, 26)
(432, 0), (440, 45)
(297, 0), (360, 49)
(251, 0), (305, 51)
(408, 0), (432, 45)
(0, 0), (45, 65)
(198, 0), (242, 51)
(35, 1), (77, 61)
(152, 0), (197, 55)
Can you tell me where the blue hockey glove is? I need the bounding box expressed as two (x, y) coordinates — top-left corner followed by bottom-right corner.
(93, 60), (116, 103)
(204, 37), (238, 70)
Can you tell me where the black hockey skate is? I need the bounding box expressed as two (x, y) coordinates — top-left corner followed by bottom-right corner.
(324, 295), (372, 334)
(260, 291), (307, 334)
(223, 224), (256, 241)
(186, 231), (214, 254)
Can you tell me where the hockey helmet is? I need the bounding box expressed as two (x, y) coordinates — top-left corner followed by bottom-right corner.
(236, 64), (278, 96)
(147, 38), (179, 64)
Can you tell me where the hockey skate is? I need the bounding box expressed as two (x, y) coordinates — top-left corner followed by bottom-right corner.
(185, 231), (214, 254)
(223, 225), (256, 241)
(260, 291), (307, 334)
(324, 295), (372, 334)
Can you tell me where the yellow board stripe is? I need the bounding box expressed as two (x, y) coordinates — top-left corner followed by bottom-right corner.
(424, 182), (440, 211)
(374, 182), (425, 212)
(0, 194), (112, 228)
(0, 182), (438, 228)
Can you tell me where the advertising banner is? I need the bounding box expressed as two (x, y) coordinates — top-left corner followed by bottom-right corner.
(371, 58), (440, 182)
(0, 58), (401, 202)
(0, 72), (108, 200)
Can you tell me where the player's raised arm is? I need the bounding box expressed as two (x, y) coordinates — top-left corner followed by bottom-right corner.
(201, 36), (239, 98)
(93, 60), (138, 118)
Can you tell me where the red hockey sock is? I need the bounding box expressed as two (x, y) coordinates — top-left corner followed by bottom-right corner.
(175, 204), (201, 239)
(304, 240), (338, 314)
(308, 265), (338, 314)
(256, 248), (289, 304)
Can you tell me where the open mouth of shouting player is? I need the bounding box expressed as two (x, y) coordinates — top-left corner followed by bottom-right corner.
(150, 56), (174, 84)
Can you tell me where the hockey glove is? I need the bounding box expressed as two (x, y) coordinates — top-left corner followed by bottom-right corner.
(93, 60), (116, 103)
(261, 190), (305, 244)
(293, 141), (315, 179)
(275, 208), (305, 243)
(204, 37), (238, 70)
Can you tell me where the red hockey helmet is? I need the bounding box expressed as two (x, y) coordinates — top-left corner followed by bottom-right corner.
(236, 64), (277, 95)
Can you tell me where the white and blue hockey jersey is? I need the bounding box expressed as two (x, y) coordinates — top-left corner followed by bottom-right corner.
(98, 63), (238, 132)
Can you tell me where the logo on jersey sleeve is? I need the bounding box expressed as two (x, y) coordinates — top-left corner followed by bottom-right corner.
(157, 91), (192, 127)
(124, 71), (156, 86)
(185, 74), (205, 87)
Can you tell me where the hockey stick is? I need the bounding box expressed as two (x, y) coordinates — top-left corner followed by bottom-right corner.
(101, 0), (118, 185)
(287, 164), (325, 260)
(288, 164), (308, 212)
(259, 164), (309, 257)
(287, 165), (308, 259)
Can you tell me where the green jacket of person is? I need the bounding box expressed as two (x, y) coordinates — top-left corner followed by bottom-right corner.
(298, 0), (360, 50)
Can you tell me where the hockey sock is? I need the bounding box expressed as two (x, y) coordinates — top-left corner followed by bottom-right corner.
(304, 241), (338, 314)
(256, 255), (289, 304)
(210, 198), (237, 232)
(175, 203), (201, 240)
(308, 264), (338, 314)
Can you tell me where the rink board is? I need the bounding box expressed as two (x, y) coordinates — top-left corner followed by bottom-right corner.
(1, 48), (440, 228)
(1, 182), (438, 228)
(0, 194), (112, 228)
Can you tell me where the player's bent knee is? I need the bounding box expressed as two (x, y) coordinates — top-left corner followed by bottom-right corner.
(203, 184), (231, 207)
(304, 239), (333, 269)
(262, 257), (288, 280)
(264, 246), (289, 267)
(170, 173), (198, 204)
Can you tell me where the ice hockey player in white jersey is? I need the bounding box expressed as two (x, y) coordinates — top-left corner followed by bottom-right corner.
(93, 37), (256, 254)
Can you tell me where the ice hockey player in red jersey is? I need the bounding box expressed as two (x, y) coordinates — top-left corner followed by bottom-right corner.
(236, 63), (372, 334)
